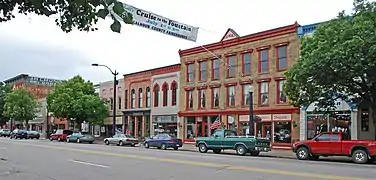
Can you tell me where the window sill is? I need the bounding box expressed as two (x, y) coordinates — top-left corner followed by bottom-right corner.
(198, 107), (206, 110)
(258, 104), (269, 107)
(211, 106), (220, 109)
(276, 102), (289, 106)
(241, 74), (251, 77)
(227, 105), (236, 108)
(277, 68), (288, 72)
(258, 72), (269, 75)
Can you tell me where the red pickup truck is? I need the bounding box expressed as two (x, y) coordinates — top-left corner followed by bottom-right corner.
(292, 132), (376, 164)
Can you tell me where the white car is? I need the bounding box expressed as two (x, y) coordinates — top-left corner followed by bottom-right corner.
(104, 134), (139, 146)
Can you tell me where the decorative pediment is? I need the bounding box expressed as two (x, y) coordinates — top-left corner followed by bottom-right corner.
(220, 28), (240, 41)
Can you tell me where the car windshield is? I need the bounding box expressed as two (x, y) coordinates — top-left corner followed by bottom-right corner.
(3, 129), (10, 132)
(124, 134), (133, 138)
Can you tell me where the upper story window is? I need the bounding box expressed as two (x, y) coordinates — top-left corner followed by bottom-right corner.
(118, 97), (122, 109)
(259, 82), (269, 105)
(138, 88), (143, 108)
(277, 45), (288, 71)
(212, 59), (220, 80)
(187, 64), (194, 82)
(211, 87), (220, 108)
(124, 90), (128, 109)
(242, 84), (251, 106)
(187, 90), (193, 109)
(227, 55), (237, 78)
(198, 89), (206, 108)
(146, 87), (151, 107)
(110, 98), (113, 110)
(242, 53), (251, 75)
(131, 89), (136, 108)
(227, 86), (235, 107)
(153, 84), (160, 107)
(162, 82), (169, 106)
(277, 80), (287, 103)
(259, 49), (269, 73)
(199, 61), (207, 81)
(171, 81), (177, 106)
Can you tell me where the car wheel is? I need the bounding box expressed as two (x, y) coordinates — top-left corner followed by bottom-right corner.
(49, 137), (53, 141)
(144, 142), (149, 148)
(36, 137), (39, 140)
(296, 147), (310, 160)
(76, 138), (80, 143)
(198, 143), (208, 153)
(173, 147), (178, 150)
(250, 151), (260, 156)
(352, 149), (368, 164)
(236, 145), (247, 156)
(105, 140), (110, 145)
(58, 137), (61, 142)
(213, 149), (221, 154)
(89, 141), (93, 144)
(119, 141), (124, 146)
(161, 143), (167, 150)
(66, 138), (70, 143)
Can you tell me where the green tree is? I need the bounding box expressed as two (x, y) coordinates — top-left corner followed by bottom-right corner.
(0, 82), (12, 125)
(0, 0), (133, 33)
(3, 87), (39, 130)
(284, 0), (376, 128)
(46, 75), (108, 129)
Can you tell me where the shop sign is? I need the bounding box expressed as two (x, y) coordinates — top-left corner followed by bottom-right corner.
(258, 114), (272, 121)
(272, 114), (291, 121)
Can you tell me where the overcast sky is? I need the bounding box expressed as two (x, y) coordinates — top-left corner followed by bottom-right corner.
(0, 0), (354, 84)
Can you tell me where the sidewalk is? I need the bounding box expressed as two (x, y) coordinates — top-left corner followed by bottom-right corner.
(180, 143), (296, 159)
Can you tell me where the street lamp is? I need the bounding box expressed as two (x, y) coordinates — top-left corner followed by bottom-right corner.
(248, 85), (254, 136)
(91, 63), (119, 137)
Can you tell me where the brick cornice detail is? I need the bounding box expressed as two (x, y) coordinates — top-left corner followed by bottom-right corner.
(256, 45), (271, 51)
(239, 49), (253, 54)
(184, 86), (195, 91)
(274, 76), (286, 81)
(224, 82), (238, 87)
(209, 84), (221, 88)
(184, 60), (195, 65)
(273, 41), (290, 47)
(196, 85), (208, 90)
(239, 80), (253, 85)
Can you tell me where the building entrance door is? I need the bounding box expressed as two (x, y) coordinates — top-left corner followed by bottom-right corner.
(262, 123), (272, 140)
(196, 117), (208, 137)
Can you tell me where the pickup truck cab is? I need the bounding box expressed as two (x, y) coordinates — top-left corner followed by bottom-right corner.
(292, 132), (376, 164)
(195, 129), (271, 156)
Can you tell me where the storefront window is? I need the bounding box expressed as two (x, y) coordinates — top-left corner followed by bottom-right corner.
(306, 112), (351, 140)
(227, 115), (237, 133)
(273, 121), (291, 143)
(186, 117), (195, 140)
(152, 115), (177, 137)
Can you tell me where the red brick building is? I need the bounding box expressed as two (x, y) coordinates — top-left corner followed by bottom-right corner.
(177, 23), (300, 149)
(3, 74), (67, 130)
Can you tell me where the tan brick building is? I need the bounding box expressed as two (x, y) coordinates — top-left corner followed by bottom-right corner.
(177, 23), (300, 149)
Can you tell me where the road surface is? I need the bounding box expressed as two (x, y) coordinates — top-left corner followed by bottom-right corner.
(0, 138), (374, 180)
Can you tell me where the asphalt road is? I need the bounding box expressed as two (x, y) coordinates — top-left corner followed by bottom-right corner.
(0, 138), (375, 180)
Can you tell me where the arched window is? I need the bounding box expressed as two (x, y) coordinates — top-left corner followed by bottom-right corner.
(153, 84), (160, 107)
(170, 81), (177, 106)
(131, 89), (135, 108)
(162, 82), (169, 106)
(146, 87), (151, 107)
(138, 88), (143, 108)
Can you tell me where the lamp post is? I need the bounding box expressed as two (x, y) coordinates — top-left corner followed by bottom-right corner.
(92, 63), (119, 137)
(248, 85), (254, 136)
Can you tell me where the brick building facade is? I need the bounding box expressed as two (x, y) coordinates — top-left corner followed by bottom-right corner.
(177, 23), (300, 148)
(123, 64), (180, 138)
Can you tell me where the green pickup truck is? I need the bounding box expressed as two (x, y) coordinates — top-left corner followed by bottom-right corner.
(195, 129), (271, 156)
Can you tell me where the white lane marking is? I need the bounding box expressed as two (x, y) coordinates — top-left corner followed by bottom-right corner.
(68, 159), (110, 168)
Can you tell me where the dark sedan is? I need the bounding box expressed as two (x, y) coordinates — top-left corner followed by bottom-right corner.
(144, 134), (183, 150)
(27, 131), (40, 139)
(10, 129), (28, 139)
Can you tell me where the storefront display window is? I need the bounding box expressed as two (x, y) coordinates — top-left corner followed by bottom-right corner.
(227, 115), (237, 133)
(185, 117), (195, 140)
(273, 121), (291, 143)
(152, 115), (177, 137)
(306, 112), (351, 140)
(145, 116), (150, 137)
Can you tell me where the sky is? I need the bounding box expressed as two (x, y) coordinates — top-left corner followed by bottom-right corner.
(0, 0), (354, 84)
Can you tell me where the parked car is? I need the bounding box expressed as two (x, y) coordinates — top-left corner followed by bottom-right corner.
(50, 129), (73, 141)
(104, 134), (139, 146)
(67, 131), (94, 144)
(10, 129), (28, 139)
(144, 134), (183, 150)
(0, 129), (11, 137)
(292, 132), (376, 164)
(27, 131), (40, 139)
(195, 129), (271, 156)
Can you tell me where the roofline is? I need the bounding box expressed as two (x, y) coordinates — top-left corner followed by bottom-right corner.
(123, 63), (181, 77)
(3, 74), (29, 83)
(178, 22), (299, 56)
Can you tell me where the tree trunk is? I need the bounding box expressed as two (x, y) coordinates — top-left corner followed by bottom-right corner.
(369, 106), (376, 140)
(25, 120), (29, 131)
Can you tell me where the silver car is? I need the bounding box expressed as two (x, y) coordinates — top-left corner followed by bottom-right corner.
(104, 134), (139, 146)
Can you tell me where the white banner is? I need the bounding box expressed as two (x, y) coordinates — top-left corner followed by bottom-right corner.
(111, 3), (199, 42)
